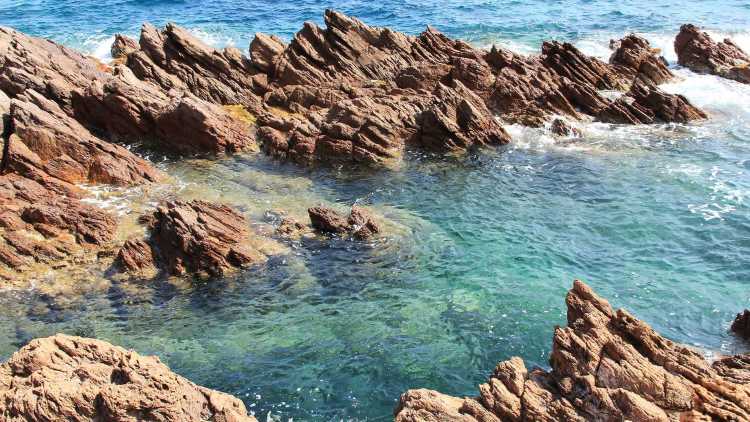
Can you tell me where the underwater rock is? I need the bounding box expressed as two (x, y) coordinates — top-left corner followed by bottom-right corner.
(732, 310), (750, 339)
(111, 34), (139, 60)
(116, 200), (266, 277)
(0, 334), (257, 422)
(395, 280), (750, 421)
(675, 24), (750, 84)
(308, 206), (380, 239)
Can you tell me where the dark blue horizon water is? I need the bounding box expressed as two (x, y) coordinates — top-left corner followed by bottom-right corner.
(1, 1), (750, 421)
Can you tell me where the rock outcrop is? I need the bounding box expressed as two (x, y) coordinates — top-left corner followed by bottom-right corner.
(395, 280), (750, 421)
(116, 200), (266, 277)
(308, 206), (380, 239)
(0, 334), (257, 421)
(732, 310), (750, 340)
(109, 11), (706, 166)
(675, 24), (750, 84)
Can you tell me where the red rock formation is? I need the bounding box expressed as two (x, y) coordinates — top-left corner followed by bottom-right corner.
(111, 34), (139, 60)
(308, 206), (380, 239)
(116, 200), (266, 277)
(395, 280), (750, 421)
(114, 11), (704, 166)
(675, 24), (750, 84)
(0, 334), (257, 421)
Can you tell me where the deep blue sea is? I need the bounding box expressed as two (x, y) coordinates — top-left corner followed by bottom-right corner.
(1, 1), (750, 420)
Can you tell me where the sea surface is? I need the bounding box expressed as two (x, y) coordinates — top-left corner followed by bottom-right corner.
(1, 0), (750, 420)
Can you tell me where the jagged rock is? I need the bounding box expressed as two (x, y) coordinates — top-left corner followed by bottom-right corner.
(550, 118), (580, 137)
(10, 89), (162, 186)
(127, 23), (264, 109)
(732, 310), (750, 339)
(72, 66), (256, 155)
(250, 33), (286, 74)
(111, 34), (139, 60)
(116, 200), (266, 277)
(0, 334), (257, 421)
(308, 206), (380, 239)
(115, 238), (157, 276)
(395, 280), (750, 421)
(675, 24), (750, 84)
(610, 34), (673, 86)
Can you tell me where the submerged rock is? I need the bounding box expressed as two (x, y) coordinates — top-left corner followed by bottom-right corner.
(732, 310), (750, 339)
(116, 200), (267, 278)
(308, 206), (380, 240)
(395, 280), (750, 421)
(0, 334), (257, 421)
(675, 24), (750, 84)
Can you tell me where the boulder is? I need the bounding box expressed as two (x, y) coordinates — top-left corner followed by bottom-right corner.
(675, 24), (750, 84)
(308, 206), (380, 239)
(0, 334), (257, 421)
(610, 34), (673, 86)
(116, 200), (267, 277)
(249, 33), (286, 74)
(395, 280), (750, 421)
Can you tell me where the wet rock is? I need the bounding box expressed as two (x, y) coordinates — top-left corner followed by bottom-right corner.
(675, 24), (750, 84)
(111, 34), (139, 60)
(732, 310), (750, 339)
(550, 118), (580, 137)
(275, 216), (310, 239)
(116, 200), (266, 277)
(115, 238), (157, 276)
(0, 334), (257, 421)
(395, 280), (750, 421)
(609, 34), (673, 86)
(308, 206), (380, 239)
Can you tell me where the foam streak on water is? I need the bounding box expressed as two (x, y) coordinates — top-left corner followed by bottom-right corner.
(1, 1), (750, 421)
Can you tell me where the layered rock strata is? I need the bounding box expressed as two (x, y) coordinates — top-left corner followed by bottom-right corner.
(675, 24), (750, 84)
(395, 280), (750, 421)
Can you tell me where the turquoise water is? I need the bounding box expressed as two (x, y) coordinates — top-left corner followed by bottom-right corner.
(2, 1), (750, 420)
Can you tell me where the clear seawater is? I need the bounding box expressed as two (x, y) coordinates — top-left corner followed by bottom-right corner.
(1, 0), (750, 420)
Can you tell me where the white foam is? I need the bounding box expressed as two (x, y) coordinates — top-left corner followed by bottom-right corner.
(80, 33), (116, 63)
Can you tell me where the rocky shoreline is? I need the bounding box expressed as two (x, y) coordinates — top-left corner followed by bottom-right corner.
(0, 11), (735, 282)
(0, 8), (748, 421)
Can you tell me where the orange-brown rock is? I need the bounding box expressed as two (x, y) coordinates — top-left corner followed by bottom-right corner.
(675, 24), (750, 84)
(116, 200), (265, 277)
(0, 334), (257, 421)
(395, 280), (750, 421)
(308, 205), (380, 239)
(111, 34), (139, 60)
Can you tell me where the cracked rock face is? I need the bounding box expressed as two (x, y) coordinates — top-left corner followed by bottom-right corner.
(116, 200), (267, 278)
(395, 280), (750, 421)
(675, 24), (750, 84)
(0, 334), (257, 422)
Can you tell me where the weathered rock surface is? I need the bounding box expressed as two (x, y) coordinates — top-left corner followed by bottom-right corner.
(395, 280), (750, 421)
(675, 24), (750, 84)
(111, 34), (139, 60)
(308, 206), (380, 239)
(732, 310), (750, 340)
(116, 200), (266, 277)
(0, 334), (257, 421)
(112, 10), (705, 166)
